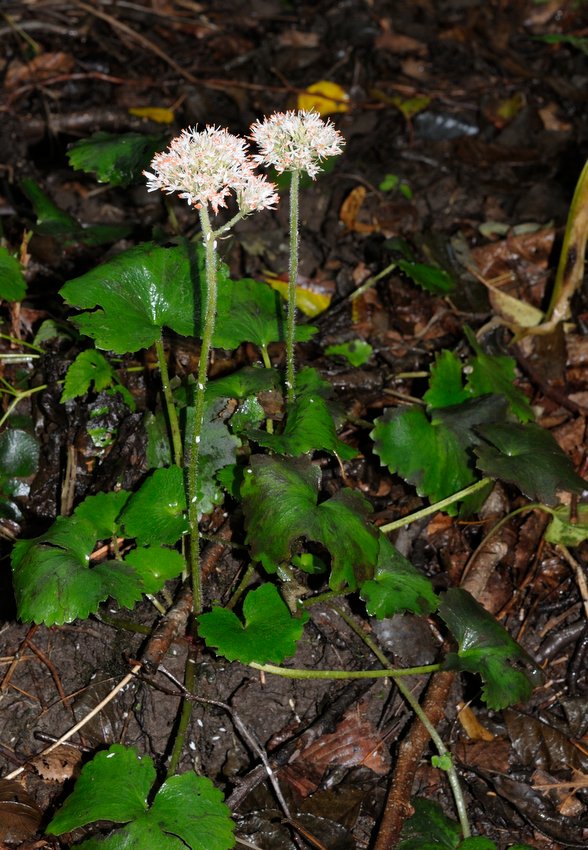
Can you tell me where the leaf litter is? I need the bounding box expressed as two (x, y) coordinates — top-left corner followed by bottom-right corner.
(1, 1), (588, 848)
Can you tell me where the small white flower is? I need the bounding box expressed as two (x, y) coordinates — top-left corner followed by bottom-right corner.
(144, 125), (277, 215)
(237, 168), (280, 212)
(250, 109), (344, 179)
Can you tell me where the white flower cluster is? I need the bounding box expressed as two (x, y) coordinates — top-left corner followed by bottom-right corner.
(144, 125), (279, 214)
(250, 110), (345, 178)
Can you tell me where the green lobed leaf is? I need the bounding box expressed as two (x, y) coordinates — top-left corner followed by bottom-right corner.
(47, 744), (154, 832)
(242, 455), (379, 590)
(325, 339), (373, 367)
(120, 466), (188, 546)
(123, 547), (185, 594)
(463, 328), (534, 423)
(198, 583), (309, 664)
(185, 398), (241, 515)
(206, 366), (280, 402)
(11, 490), (181, 625)
(360, 534), (438, 618)
(21, 178), (131, 246)
(61, 241), (312, 355)
(248, 392), (356, 459)
(438, 588), (539, 710)
(398, 797), (462, 849)
(61, 349), (118, 402)
(397, 259), (455, 294)
(475, 422), (586, 505)
(48, 745), (234, 850)
(60, 241), (199, 353)
(214, 276), (316, 350)
(68, 131), (166, 187)
(0, 246), (27, 301)
(372, 396), (508, 511)
(423, 350), (469, 409)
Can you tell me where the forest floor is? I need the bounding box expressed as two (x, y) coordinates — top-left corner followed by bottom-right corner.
(1, 1), (588, 848)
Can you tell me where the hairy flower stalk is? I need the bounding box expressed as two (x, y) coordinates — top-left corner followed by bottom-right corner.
(145, 126), (278, 617)
(250, 110), (344, 404)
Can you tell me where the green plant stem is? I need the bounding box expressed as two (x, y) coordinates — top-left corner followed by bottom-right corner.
(187, 207), (218, 618)
(286, 169), (300, 405)
(154, 334), (183, 467)
(350, 261), (397, 301)
(0, 384), (47, 429)
(248, 662), (440, 680)
(166, 644), (198, 777)
(259, 345), (274, 433)
(379, 477), (492, 534)
(226, 562), (256, 610)
(332, 605), (471, 839)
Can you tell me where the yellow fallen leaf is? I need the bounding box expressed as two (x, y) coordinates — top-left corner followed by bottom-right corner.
(297, 81), (349, 116)
(128, 106), (174, 124)
(262, 271), (333, 317)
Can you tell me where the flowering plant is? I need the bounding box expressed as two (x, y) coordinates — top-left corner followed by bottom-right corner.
(250, 110), (345, 402)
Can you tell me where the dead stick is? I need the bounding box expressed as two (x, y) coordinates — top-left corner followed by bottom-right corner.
(373, 671), (455, 850)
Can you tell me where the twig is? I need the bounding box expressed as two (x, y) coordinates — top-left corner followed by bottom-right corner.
(4, 663), (141, 781)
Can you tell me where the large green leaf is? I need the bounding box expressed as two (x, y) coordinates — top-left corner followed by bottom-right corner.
(475, 422), (586, 505)
(61, 241), (313, 355)
(60, 242), (199, 353)
(0, 247), (27, 302)
(214, 276), (315, 349)
(120, 466), (188, 545)
(198, 583), (308, 664)
(22, 178), (131, 246)
(67, 131), (166, 187)
(372, 396), (508, 511)
(398, 797), (462, 849)
(242, 455), (379, 590)
(439, 588), (540, 710)
(11, 490), (183, 625)
(47, 744), (235, 850)
(360, 535), (438, 618)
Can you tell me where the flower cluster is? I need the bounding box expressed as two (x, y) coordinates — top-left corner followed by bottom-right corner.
(144, 125), (278, 214)
(250, 109), (345, 178)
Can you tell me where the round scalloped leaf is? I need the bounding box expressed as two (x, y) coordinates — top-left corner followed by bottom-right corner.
(73, 490), (131, 540)
(67, 131), (166, 187)
(0, 247), (27, 302)
(215, 276), (316, 349)
(49, 745), (234, 850)
(120, 466), (187, 546)
(11, 515), (147, 625)
(60, 242), (198, 353)
(47, 744), (154, 833)
(0, 429), (39, 477)
(123, 546), (184, 594)
(438, 588), (539, 710)
(198, 583), (308, 664)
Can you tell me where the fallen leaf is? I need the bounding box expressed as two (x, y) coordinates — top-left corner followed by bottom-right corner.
(0, 780), (42, 843)
(128, 106), (175, 124)
(5, 52), (75, 89)
(297, 80), (349, 116)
